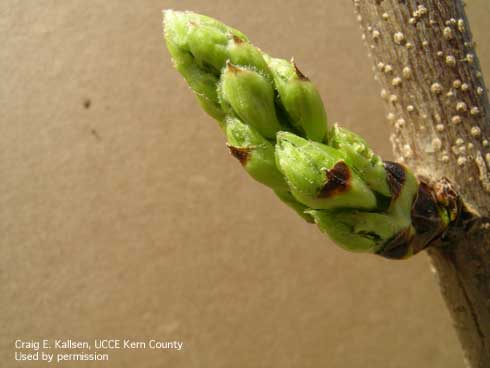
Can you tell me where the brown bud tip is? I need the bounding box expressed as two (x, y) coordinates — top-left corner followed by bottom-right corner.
(411, 181), (443, 235)
(225, 60), (241, 73)
(227, 144), (250, 165)
(433, 177), (458, 207)
(232, 34), (244, 44)
(290, 58), (309, 81)
(408, 180), (448, 253)
(433, 177), (461, 222)
(318, 161), (351, 198)
(384, 161), (406, 200)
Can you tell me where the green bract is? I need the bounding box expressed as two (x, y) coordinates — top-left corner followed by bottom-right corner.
(308, 210), (416, 254)
(267, 57), (327, 142)
(219, 63), (282, 139)
(224, 117), (287, 191)
(329, 125), (391, 196)
(275, 132), (377, 210)
(163, 10), (452, 259)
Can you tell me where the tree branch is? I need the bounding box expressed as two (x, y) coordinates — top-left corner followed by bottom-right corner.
(353, 1), (490, 366)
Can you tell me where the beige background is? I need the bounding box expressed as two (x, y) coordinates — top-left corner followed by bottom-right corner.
(2, 1), (490, 367)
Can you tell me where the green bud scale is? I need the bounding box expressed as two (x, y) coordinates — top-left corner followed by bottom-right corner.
(163, 10), (469, 259)
(220, 62), (282, 139)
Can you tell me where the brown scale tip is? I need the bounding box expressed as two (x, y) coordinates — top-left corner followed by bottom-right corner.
(403, 180), (453, 254)
(384, 161), (406, 200)
(434, 178), (462, 223)
(433, 177), (458, 211)
(318, 161), (351, 198)
(226, 60), (241, 74)
(290, 58), (310, 81)
(232, 34), (244, 44)
(227, 144), (250, 165)
(410, 181), (445, 245)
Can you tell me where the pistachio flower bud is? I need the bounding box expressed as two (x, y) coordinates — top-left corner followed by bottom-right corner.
(227, 36), (272, 80)
(219, 62), (282, 139)
(267, 57), (327, 142)
(164, 14), (224, 121)
(187, 23), (230, 72)
(275, 132), (377, 210)
(164, 10), (250, 123)
(164, 11), (465, 259)
(307, 210), (414, 254)
(183, 11), (249, 42)
(329, 125), (391, 196)
(164, 10), (248, 54)
(225, 117), (287, 191)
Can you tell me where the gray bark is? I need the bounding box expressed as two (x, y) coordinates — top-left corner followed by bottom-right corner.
(353, 1), (490, 367)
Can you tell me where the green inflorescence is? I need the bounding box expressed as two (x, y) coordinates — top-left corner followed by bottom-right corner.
(163, 10), (451, 258)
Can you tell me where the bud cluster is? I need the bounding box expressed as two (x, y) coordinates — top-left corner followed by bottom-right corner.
(164, 10), (456, 258)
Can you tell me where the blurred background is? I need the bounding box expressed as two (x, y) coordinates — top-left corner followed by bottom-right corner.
(2, 1), (489, 367)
